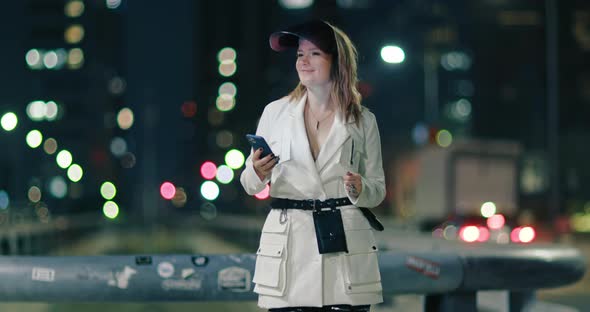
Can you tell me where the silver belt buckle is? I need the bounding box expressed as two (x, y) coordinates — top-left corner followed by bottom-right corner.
(279, 208), (288, 224)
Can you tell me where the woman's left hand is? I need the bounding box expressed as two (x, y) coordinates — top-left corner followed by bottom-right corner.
(343, 171), (362, 198)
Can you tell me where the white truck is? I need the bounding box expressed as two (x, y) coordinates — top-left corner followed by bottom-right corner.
(396, 139), (522, 231)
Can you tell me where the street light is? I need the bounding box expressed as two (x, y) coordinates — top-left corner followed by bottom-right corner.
(380, 45), (405, 64)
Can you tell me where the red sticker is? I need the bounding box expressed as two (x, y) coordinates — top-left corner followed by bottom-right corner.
(405, 256), (441, 279)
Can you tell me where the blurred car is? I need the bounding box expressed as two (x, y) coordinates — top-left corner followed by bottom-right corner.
(432, 213), (536, 244)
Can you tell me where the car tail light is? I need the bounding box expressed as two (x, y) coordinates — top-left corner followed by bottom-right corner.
(518, 226), (536, 243)
(477, 226), (490, 242)
(487, 214), (505, 230)
(459, 225), (480, 243)
(510, 226), (536, 243)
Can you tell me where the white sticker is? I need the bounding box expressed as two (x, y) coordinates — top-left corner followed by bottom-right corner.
(107, 266), (137, 289)
(157, 261), (175, 279)
(228, 255), (242, 263)
(32, 267), (55, 282)
(217, 266), (251, 292)
(162, 279), (203, 291)
(181, 268), (195, 279)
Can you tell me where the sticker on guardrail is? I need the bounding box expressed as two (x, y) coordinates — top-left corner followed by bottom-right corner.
(161, 269), (204, 291)
(217, 266), (251, 292)
(108, 266), (137, 289)
(32, 267), (55, 282)
(181, 268), (195, 279)
(405, 256), (440, 279)
(157, 261), (175, 279)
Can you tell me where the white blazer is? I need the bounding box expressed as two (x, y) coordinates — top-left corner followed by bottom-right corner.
(240, 93), (386, 308)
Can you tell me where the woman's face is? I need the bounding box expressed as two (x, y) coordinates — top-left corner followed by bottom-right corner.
(296, 39), (333, 88)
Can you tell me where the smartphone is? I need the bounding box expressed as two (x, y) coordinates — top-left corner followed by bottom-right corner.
(246, 134), (274, 158)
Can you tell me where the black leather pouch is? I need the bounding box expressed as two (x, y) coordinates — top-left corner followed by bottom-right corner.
(312, 207), (348, 254)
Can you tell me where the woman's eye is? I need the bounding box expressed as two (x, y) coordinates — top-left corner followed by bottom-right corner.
(312, 52), (321, 56)
(297, 53), (303, 57)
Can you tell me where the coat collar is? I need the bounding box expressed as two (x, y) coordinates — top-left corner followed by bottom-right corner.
(285, 93), (326, 195)
(314, 109), (351, 172)
(287, 92), (353, 175)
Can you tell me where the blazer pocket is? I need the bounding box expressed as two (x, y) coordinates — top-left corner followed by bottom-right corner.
(339, 137), (361, 173)
(252, 242), (288, 296)
(259, 209), (290, 246)
(341, 229), (382, 294)
(261, 210), (289, 233)
(269, 132), (291, 165)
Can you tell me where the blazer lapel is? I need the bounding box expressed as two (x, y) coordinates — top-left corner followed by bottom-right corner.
(315, 110), (352, 173)
(288, 93), (326, 195)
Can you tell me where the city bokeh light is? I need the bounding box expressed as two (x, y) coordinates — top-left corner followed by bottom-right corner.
(215, 165), (234, 184)
(160, 182), (176, 200)
(254, 184), (271, 200)
(225, 149), (245, 169)
(200, 161), (217, 180)
(26, 130), (43, 148)
(56, 150), (73, 169)
(103, 201), (119, 219)
(100, 182), (117, 200)
(117, 108), (134, 130)
(481, 202), (497, 218)
(1, 112), (18, 131)
(380, 45), (405, 64)
(200, 181), (220, 201)
(67, 164), (84, 182)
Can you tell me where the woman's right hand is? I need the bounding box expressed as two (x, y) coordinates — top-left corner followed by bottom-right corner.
(252, 148), (279, 181)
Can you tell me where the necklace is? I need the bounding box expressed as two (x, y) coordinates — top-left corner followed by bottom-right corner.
(307, 104), (335, 130)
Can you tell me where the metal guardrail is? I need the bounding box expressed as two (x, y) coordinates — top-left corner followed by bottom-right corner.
(0, 245), (585, 311)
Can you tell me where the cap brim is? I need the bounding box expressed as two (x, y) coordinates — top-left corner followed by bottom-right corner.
(269, 31), (300, 52)
(269, 20), (336, 53)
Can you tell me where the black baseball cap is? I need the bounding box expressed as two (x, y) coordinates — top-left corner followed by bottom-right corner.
(269, 20), (337, 54)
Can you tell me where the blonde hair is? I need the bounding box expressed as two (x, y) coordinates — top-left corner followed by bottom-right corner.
(288, 21), (362, 126)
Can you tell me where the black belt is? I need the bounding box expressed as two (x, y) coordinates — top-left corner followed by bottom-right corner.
(270, 197), (352, 210)
(270, 197), (385, 232)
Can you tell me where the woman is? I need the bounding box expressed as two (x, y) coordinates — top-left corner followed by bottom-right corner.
(240, 20), (385, 312)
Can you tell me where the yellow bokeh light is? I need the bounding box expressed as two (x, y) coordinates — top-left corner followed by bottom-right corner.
(117, 107), (134, 130)
(68, 48), (84, 69)
(436, 129), (453, 147)
(65, 0), (85, 18)
(218, 82), (237, 97)
(64, 24), (85, 44)
(216, 94), (236, 112)
(218, 62), (237, 77)
(217, 47), (237, 63)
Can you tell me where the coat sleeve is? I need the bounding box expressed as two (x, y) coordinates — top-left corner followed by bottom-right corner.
(349, 112), (386, 208)
(240, 105), (272, 196)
